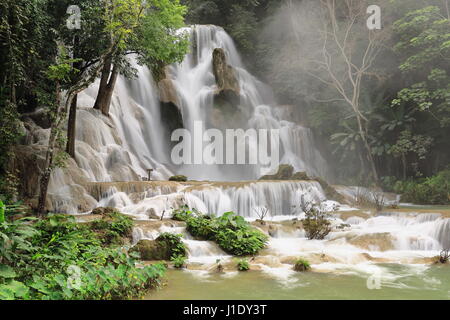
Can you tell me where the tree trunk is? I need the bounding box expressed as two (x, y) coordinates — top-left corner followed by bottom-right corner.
(37, 160), (52, 216)
(37, 82), (62, 216)
(66, 93), (77, 159)
(356, 115), (380, 186)
(93, 56), (111, 113)
(93, 57), (118, 116)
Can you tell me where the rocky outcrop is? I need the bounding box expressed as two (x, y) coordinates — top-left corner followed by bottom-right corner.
(131, 238), (172, 261)
(212, 48), (240, 106)
(91, 206), (117, 215)
(259, 164), (345, 203)
(155, 66), (184, 143)
(9, 143), (96, 213)
(158, 78), (179, 107)
(260, 164), (297, 180)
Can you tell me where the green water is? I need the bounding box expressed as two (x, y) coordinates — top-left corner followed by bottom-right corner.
(146, 264), (450, 300)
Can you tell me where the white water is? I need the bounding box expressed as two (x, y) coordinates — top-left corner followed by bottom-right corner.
(168, 25), (329, 180)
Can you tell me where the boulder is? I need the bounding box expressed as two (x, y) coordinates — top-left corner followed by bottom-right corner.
(91, 207), (117, 215)
(292, 171), (310, 180)
(158, 78), (179, 107)
(260, 164), (294, 180)
(131, 239), (171, 261)
(212, 48), (240, 105)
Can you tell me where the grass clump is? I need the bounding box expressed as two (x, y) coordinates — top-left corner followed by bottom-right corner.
(236, 258), (250, 271)
(294, 258), (311, 272)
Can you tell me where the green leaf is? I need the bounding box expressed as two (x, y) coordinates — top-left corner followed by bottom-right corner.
(0, 264), (17, 278)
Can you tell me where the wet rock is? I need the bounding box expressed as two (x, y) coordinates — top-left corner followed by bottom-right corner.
(292, 171), (309, 180)
(346, 233), (395, 251)
(158, 78), (179, 107)
(212, 48), (240, 95)
(146, 208), (159, 220)
(130, 239), (172, 261)
(260, 164), (294, 180)
(91, 207), (117, 215)
(212, 48), (240, 111)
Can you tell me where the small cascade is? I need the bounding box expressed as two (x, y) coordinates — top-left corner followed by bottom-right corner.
(185, 240), (230, 264)
(182, 180), (326, 217)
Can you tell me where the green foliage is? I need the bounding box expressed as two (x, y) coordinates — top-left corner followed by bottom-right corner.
(172, 204), (198, 221)
(399, 169), (450, 205)
(228, 4), (258, 52)
(236, 258), (250, 271)
(169, 175), (188, 182)
(171, 255), (186, 269)
(0, 213), (165, 300)
(0, 201), (4, 224)
(301, 204), (332, 240)
(181, 208), (268, 256)
(90, 211), (134, 245)
(157, 232), (187, 260)
(294, 258), (311, 272)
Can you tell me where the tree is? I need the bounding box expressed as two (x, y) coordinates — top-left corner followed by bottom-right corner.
(390, 4), (450, 174)
(93, 0), (188, 116)
(0, 0), (57, 201)
(288, 0), (389, 185)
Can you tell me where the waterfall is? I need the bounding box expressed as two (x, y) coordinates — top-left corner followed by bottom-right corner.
(167, 25), (329, 180)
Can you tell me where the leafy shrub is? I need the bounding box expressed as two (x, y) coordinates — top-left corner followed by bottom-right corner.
(171, 255), (186, 269)
(172, 205), (197, 221)
(169, 175), (187, 182)
(294, 258), (311, 272)
(184, 210), (267, 256)
(215, 227), (267, 256)
(157, 232), (187, 260)
(0, 214), (165, 300)
(147, 232), (188, 268)
(399, 170), (450, 205)
(90, 211), (133, 245)
(301, 206), (332, 240)
(186, 214), (217, 240)
(236, 258), (249, 271)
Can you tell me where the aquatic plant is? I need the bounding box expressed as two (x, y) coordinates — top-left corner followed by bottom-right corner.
(179, 208), (268, 256)
(294, 258), (311, 272)
(236, 259), (250, 271)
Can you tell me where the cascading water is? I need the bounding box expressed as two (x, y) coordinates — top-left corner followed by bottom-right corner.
(167, 25), (329, 180)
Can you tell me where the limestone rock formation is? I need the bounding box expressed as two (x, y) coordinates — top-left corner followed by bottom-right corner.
(212, 48), (240, 107)
(155, 66), (184, 142)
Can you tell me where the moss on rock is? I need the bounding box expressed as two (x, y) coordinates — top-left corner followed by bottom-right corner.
(131, 239), (172, 261)
(169, 175), (188, 182)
